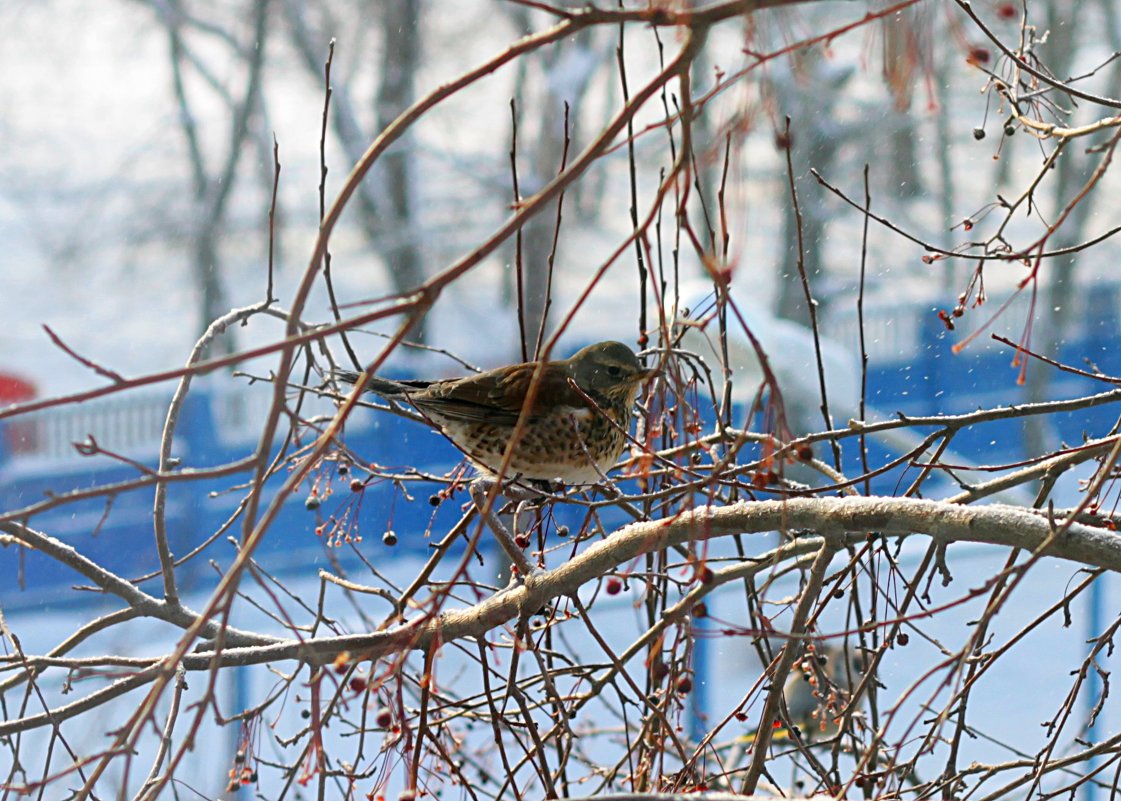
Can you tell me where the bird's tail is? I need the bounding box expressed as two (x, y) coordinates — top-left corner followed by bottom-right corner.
(330, 369), (414, 398)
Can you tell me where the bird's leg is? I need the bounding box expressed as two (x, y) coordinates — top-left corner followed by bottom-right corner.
(512, 499), (550, 570)
(499, 477), (559, 502)
(469, 478), (536, 581)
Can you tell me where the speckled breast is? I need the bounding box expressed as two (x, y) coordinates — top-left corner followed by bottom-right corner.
(445, 401), (630, 483)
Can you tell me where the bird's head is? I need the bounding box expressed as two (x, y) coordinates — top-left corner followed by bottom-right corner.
(566, 341), (654, 400)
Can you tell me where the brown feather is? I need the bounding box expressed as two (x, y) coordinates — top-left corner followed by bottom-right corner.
(414, 362), (588, 426)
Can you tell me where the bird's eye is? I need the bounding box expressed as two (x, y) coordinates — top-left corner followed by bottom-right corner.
(605, 365), (624, 378)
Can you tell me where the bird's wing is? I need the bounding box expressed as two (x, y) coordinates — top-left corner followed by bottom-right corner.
(417, 362), (589, 426)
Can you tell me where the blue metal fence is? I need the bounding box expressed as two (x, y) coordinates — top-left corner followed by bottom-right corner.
(0, 388), (476, 611)
(2, 290), (1120, 612)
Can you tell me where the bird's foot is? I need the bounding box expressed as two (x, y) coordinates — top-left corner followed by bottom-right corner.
(469, 478), (538, 579)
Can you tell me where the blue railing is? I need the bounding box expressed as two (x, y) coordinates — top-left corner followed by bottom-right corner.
(0, 386), (476, 611)
(3, 288), (1120, 611)
(827, 284), (1121, 459)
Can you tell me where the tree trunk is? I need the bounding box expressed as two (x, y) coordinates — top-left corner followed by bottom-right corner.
(375, 0), (426, 342)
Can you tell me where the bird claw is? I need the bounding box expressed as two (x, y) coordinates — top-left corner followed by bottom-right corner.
(469, 478), (537, 578)
(487, 475), (563, 502)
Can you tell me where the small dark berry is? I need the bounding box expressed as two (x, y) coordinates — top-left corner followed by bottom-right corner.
(1004, 123), (1016, 136)
(514, 534), (530, 549)
(897, 632), (910, 646)
(337, 463), (349, 475)
(556, 525), (569, 538)
(383, 530), (398, 546)
(428, 494), (441, 507)
(349, 677), (367, 693)
(304, 495), (321, 511)
(376, 708), (393, 728)
(676, 675), (693, 695)
(693, 602), (708, 618)
(972, 126), (986, 140)
(350, 478), (364, 492)
(605, 577), (623, 595)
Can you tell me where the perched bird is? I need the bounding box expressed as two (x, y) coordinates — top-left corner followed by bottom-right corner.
(333, 341), (654, 484)
(740, 642), (868, 745)
(780, 643), (867, 741)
